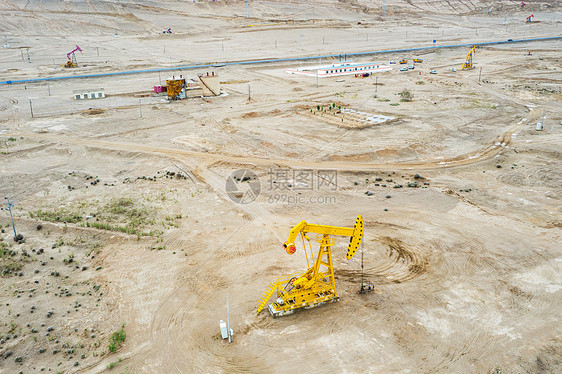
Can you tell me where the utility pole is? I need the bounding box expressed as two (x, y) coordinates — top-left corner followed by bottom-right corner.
(245, 0), (250, 18)
(247, 84), (251, 102)
(2, 197), (17, 240)
(26, 48), (30, 63)
(29, 99), (34, 118)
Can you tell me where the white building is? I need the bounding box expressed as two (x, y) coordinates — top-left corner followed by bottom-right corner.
(286, 61), (392, 78)
(73, 88), (105, 100)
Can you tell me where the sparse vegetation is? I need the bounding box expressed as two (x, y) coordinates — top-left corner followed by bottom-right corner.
(108, 324), (126, 353)
(463, 99), (497, 109)
(30, 209), (82, 224)
(1, 241), (23, 277)
(398, 89), (413, 102)
(107, 358), (122, 369)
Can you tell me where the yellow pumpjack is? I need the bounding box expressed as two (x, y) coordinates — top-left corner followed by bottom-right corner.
(257, 215), (364, 317)
(461, 45), (476, 70)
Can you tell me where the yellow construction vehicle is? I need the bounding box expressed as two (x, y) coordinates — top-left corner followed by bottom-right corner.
(399, 59), (408, 64)
(257, 215), (364, 317)
(461, 45), (476, 70)
(413, 58), (423, 63)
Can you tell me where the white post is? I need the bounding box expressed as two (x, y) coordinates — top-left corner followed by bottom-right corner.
(227, 293), (232, 343)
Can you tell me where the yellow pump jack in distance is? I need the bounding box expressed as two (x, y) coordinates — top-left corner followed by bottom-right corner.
(461, 45), (476, 70)
(257, 215), (364, 317)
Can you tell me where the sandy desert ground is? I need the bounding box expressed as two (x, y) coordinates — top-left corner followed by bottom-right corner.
(0, 0), (561, 373)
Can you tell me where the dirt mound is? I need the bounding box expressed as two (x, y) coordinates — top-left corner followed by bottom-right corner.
(242, 112), (258, 118)
(82, 108), (105, 116)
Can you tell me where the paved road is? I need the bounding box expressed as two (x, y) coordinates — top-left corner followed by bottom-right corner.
(1, 36), (560, 85)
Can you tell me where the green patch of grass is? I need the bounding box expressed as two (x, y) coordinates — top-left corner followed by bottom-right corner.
(1, 241), (22, 276)
(377, 98), (390, 102)
(463, 99), (497, 109)
(30, 209), (83, 224)
(389, 103), (400, 106)
(106, 197), (149, 219)
(0, 241), (9, 258)
(108, 324), (126, 353)
(84, 221), (138, 236)
(78, 197), (161, 237)
(107, 358), (122, 370)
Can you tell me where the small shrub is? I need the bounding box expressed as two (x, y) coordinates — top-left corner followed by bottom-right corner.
(398, 89), (413, 102)
(108, 325), (126, 353)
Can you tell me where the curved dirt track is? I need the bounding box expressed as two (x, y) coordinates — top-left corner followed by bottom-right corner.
(6, 116), (524, 173)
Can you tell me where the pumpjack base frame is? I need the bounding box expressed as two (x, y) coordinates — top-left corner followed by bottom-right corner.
(268, 296), (340, 318)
